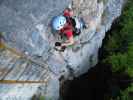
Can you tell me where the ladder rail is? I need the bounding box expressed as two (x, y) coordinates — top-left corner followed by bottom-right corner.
(1, 42), (57, 75)
(0, 80), (48, 84)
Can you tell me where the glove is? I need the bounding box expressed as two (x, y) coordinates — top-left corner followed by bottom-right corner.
(54, 45), (66, 52)
(55, 42), (61, 46)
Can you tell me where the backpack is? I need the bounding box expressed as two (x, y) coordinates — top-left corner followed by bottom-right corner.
(65, 16), (81, 36)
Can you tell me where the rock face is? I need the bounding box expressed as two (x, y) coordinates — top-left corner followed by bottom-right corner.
(0, 0), (124, 99)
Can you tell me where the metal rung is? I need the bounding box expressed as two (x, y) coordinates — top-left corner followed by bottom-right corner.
(1, 42), (56, 75)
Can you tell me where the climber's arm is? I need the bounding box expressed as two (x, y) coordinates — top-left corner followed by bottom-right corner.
(61, 36), (74, 47)
(61, 30), (74, 47)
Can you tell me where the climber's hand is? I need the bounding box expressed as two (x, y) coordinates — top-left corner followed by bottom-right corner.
(55, 42), (61, 47)
(54, 45), (66, 52)
(54, 42), (65, 52)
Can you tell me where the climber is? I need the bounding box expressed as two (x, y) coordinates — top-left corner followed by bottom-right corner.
(52, 8), (86, 52)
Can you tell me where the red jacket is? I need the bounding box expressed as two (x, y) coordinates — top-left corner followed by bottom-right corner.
(60, 10), (73, 39)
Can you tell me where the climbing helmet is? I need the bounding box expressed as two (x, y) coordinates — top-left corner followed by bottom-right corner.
(52, 15), (66, 30)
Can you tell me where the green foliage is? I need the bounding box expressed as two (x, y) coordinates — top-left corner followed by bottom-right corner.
(98, 0), (109, 4)
(126, 44), (133, 77)
(119, 1), (133, 44)
(107, 53), (127, 72)
(119, 83), (133, 100)
(0, 32), (5, 49)
(126, 67), (133, 77)
(39, 96), (45, 100)
(103, 34), (122, 54)
(105, 43), (133, 73)
(31, 95), (47, 100)
(127, 48), (133, 67)
(0, 32), (6, 37)
(128, 83), (133, 92)
(101, 0), (133, 99)
(103, 0), (133, 72)
(0, 32), (3, 35)
(120, 90), (130, 100)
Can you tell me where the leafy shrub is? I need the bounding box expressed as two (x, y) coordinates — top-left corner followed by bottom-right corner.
(107, 53), (128, 72)
(101, 0), (133, 99)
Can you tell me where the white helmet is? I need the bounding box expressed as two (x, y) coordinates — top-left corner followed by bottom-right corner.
(52, 15), (66, 30)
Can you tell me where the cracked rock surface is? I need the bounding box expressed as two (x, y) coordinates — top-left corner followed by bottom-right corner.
(0, 0), (124, 99)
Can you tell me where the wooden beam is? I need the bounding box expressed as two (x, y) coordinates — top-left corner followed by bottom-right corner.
(0, 80), (48, 84)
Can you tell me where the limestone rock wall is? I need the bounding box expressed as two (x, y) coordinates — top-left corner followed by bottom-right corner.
(0, 0), (124, 99)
